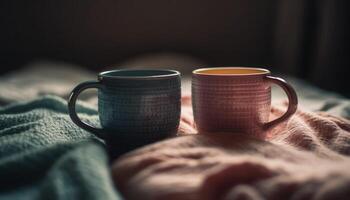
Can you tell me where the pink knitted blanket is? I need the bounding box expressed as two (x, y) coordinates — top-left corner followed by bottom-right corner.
(112, 96), (350, 200)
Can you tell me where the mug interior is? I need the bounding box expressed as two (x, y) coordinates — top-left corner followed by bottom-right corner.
(100, 69), (180, 79)
(193, 67), (270, 75)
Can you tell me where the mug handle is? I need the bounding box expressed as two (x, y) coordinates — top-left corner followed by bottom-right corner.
(263, 76), (298, 130)
(68, 81), (105, 139)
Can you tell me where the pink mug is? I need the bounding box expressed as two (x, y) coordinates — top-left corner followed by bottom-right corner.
(192, 67), (298, 138)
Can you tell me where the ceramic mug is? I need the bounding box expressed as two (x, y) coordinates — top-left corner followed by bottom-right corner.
(192, 67), (298, 138)
(68, 69), (181, 146)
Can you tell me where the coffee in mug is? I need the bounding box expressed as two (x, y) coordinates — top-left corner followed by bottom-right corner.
(192, 67), (297, 138)
(68, 69), (181, 151)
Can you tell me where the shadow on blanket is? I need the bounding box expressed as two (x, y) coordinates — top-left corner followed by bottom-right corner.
(112, 96), (350, 200)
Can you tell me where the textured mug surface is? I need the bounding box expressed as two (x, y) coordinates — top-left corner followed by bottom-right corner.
(68, 69), (181, 146)
(192, 67), (298, 138)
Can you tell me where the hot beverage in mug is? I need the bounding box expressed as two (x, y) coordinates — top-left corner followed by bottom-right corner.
(192, 67), (298, 138)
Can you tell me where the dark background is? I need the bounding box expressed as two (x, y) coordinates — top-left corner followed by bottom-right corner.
(0, 0), (349, 96)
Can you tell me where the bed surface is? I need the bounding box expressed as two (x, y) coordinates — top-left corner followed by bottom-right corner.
(0, 61), (349, 200)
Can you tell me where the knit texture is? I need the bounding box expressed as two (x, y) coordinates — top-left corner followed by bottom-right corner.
(0, 96), (122, 200)
(112, 96), (350, 200)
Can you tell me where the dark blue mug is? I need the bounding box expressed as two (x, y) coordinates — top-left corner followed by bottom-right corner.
(68, 69), (181, 148)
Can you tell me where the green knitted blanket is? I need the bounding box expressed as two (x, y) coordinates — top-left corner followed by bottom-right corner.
(0, 96), (122, 200)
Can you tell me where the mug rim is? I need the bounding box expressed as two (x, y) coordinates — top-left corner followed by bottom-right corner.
(98, 69), (181, 80)
(193, 67), (270, 76)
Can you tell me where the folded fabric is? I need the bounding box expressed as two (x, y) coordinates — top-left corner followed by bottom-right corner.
(0, 62), (97, 106)
(0, 96), (122, 200)
(112, 97), (350, 200)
